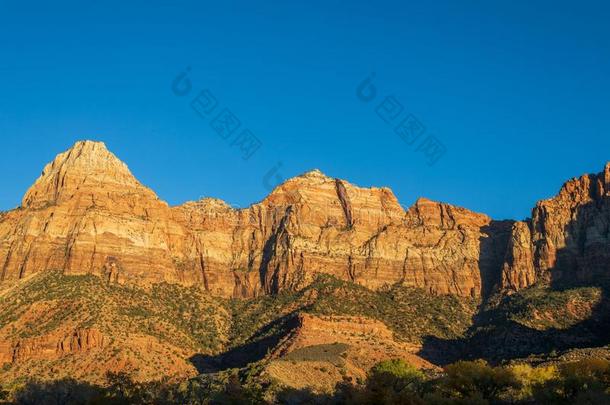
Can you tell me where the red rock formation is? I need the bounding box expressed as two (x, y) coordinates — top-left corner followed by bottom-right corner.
(0, 141), (201, 287)
(265, 313), (437, 393)
(57, 328), (106, 354)
(501, 163), (610, 290)
(1, 140), (608, 298)
(2, 328), (105, 363)
(175, 171), (504, 297)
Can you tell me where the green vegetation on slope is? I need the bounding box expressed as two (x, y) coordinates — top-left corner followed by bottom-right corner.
(2, 270), (608, 402)
(496, 285), (603, 330)
(228, 274), (478, 349)
(0, 271), (477, 388)
(306, 275), (478, 342)
(0, 270), (229, 353)
(433, 284), (610, 364)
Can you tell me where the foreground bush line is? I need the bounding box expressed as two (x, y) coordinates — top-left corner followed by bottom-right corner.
(1, 358), (609, 404)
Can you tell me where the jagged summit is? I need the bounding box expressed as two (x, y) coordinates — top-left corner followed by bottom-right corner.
(266, 168), (333, 195)
(299, 168), (329, 179)
(539, 161), (610, 207)
(37, 140), (122, 173)
(22, 140), (157, 208)
(180, 197), (234, 211)
(21, 140), (406, 217)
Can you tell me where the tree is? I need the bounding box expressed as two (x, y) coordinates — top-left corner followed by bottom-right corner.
(441, 360), (518, 402)
(102, 371), (139, 404)
(533, 359), (610, 404)
(13, 378), (101, 405)
(509, 363), (557, 401)
(363, 359), (426, 404)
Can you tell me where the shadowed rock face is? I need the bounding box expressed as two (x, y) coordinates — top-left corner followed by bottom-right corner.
(0, 141), (608, 298)
(501, 163), (610, 291)
(501, 221), (536, 290)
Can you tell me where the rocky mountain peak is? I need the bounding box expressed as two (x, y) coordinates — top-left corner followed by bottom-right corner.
(263, 170), (403, 216)
(22, 140), (156, 208)
(300, 168), (327, 178)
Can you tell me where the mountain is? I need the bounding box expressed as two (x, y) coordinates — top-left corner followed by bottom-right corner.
(0, 140), (512, 298)
(0, 140), (609, 401)
(4, 141), (609, 299)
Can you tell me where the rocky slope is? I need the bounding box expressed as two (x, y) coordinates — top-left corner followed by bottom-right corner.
(0, 270), (229, 384)
(0, 270), (474, 387)
(265, 313), (437, 393)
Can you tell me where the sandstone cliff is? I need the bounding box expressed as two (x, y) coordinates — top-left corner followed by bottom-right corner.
(501, 163), (610, 291)
(0, 141), (199, 287)
(1, 141), (608, 298)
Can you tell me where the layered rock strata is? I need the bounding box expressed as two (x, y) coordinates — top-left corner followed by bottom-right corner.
(1, 141), (608, 298)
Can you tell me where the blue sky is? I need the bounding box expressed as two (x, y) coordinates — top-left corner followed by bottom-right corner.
(1, 0), (609, 219)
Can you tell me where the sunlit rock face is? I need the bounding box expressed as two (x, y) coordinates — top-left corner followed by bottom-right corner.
(173, 168), (499, 298)
(1, 140), (608, 298)
(501, 163), (610, 291)
(0, 141), (198, 287)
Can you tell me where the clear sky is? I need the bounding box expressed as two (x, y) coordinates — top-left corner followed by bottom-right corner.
(1, 0), (609, 220)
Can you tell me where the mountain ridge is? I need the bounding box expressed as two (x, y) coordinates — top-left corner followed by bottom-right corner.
(1, 140), (609, 400)
(1, 140), (609, 300)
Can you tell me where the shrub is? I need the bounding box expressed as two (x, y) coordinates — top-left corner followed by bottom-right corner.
(362, 359), (426, 404)
(533, 359), (610, 404)
(509, 363), (557, 400)
(440, 360), (519, 402)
